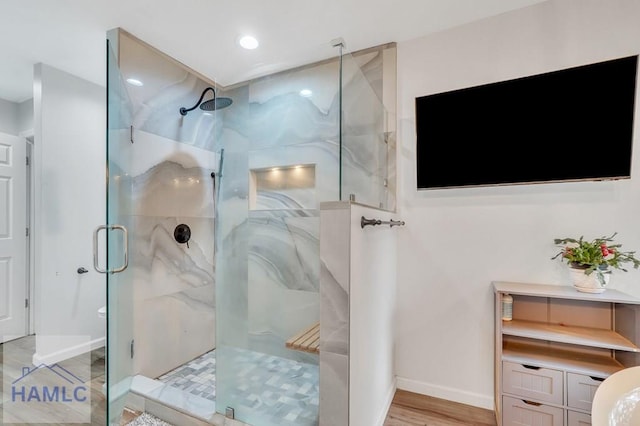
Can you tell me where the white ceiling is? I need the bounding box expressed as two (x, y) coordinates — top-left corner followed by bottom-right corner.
(0, 0), (547, 103)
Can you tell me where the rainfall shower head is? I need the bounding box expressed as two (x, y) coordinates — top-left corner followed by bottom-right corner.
(200, 96), (233, 111)
(179, 87), (233, 116)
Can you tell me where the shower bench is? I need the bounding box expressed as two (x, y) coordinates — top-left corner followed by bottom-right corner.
(286, 322), (320, 354)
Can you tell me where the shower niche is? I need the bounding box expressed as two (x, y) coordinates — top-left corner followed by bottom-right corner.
(249, 164), (317, 210)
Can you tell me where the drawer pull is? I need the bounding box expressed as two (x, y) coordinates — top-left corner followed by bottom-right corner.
(522, 399), (542, 406)
(522, 364), (541, 370)
(590, 376), (605, 382)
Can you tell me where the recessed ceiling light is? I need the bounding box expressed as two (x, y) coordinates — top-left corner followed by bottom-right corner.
(239, 35), (259, 50)
(299, 89), (313, 98)
(126, 78), (143, 87)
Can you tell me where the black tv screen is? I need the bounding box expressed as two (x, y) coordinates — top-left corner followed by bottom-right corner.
(416, 55), (638, 190)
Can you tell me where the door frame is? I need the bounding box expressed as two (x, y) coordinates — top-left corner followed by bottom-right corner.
(19, 129), (35, 335)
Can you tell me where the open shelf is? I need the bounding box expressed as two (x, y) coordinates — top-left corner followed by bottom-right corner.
(502, 319), (640, 352)
(503, 340), (625, 378)
(493, 281), (640, 304)
(494, 281), (640, 426)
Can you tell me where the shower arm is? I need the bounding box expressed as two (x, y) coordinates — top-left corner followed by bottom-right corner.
(180, 87), (216, 116)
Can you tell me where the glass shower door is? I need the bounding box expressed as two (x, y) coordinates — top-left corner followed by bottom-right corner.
(105, 31), (135, 425)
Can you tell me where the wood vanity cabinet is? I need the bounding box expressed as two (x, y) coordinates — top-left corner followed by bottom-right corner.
(493, 281), (640, 426)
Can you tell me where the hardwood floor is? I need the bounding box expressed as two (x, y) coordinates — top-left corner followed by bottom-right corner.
(384, 390), (497, 426)
(0, 335), (107, 425)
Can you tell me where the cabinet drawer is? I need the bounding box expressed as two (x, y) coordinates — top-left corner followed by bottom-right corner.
(567, 372), (604, 411)
(503, 361), (563, 405)
(568, 410), (591, 426)
(502, 395), (564, 426)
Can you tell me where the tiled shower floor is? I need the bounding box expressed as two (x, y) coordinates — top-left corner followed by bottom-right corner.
(158, 350), (217, 402)
(155, 348), (319, 426)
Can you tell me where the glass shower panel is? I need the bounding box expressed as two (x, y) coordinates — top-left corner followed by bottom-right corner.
(106, 31), (136, 425)
(215, 45), (339, 426)
(340, 50), (390, 210)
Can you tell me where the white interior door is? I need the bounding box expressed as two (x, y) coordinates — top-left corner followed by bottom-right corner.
(0, 133), (27, 343)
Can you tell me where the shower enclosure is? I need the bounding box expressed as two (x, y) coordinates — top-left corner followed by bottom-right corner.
(105, 28), (395, 426)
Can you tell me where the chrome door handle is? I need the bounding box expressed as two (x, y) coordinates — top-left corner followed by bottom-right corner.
(110, 225), (128, 273)
(93, 225), (107, 273)
(93, 224), (129, 274)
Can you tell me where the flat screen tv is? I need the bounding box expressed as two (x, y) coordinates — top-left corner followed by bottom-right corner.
(415, 55), (638, 190)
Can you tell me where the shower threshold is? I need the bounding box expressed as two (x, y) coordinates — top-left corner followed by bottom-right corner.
(123, 349), (240, 425)
(127, 374), (217, 423)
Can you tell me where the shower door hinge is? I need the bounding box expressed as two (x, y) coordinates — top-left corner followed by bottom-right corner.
(225, 407), (235, 419)
(130, 339), (135, 359)
(26, 156), (30, 166)
(26, 227), (29, 237)
(130, 125), (134, 144)
(25, 298), (29, 309)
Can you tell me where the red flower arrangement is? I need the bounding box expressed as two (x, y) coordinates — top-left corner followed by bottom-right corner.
(552, 232), (640, 275)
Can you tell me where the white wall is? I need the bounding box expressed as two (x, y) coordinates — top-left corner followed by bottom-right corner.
(349, 204), (398, 426)
(18, 98), (34, 134)
(33, 63), (106, 364)
(0, 98), (32, 136)
(396, 0), (640, 409)
(0, 97), (18, 135)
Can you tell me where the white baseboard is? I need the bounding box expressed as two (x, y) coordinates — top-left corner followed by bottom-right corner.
(375, 377), (397, 426)
(32, 336), (105, 366)
(396, 376), (494, 410)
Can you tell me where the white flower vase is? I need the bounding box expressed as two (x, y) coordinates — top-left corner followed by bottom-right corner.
(569, 266), (610, 293)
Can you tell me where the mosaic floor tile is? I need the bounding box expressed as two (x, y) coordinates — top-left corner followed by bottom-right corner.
(156, 348), (319, 425)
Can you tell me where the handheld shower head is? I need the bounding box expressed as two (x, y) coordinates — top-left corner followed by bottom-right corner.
(179, 87), (233, 116)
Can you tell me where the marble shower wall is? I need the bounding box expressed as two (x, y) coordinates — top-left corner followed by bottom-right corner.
(120, 31), (219, 152)
(115, 31), (223, 379)
(127, 123), (218, 380)
(319, 203), (351, 426)
(215, 44), (396, 369)
(246, 59), (341, 362)
(214, 58), (342, 366)
(214, 84), (250, 356)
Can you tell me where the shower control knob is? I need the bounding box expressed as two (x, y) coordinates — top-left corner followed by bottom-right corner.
(174, 224), (192, 246)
